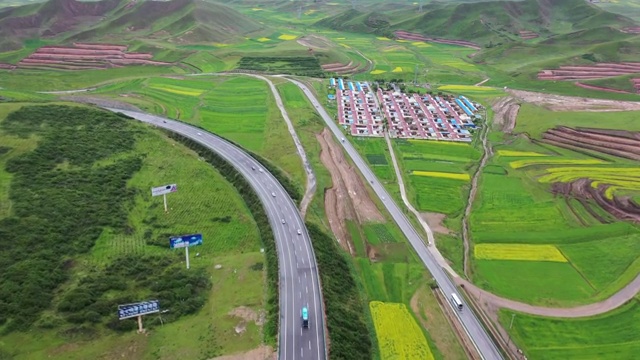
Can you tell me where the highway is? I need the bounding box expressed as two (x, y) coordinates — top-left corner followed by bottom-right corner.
(103, 108), (327, 360)
(286, 79), (504, 360)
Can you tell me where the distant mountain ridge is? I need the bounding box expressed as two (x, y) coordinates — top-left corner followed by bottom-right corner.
(314, 0), (637, 46)
(0, 0), (266, 51)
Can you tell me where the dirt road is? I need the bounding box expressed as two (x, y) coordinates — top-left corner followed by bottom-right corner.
(507, 89), (640, 112)
(462, 114), (492, 278)
(317, 129), (383, 254)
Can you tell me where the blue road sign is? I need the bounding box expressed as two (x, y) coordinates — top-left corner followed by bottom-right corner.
(118, 300), (159, 320)
(170, 233), (203, 249)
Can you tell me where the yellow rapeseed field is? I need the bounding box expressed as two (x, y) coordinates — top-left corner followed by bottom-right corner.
(377, 37), (391, 41)
(371, 70), (387, 75)
(412, 171), (470, 181)
(339, 43), (351, 49)
(509, 159), (606, 169)
(497, 150), (548, 157)
(278, 34), (298, 40)
(411, 42), (431, 47)
(257, 37), (271, 42)
(392, 67), (403, 73)
(475, 244), (568, 262)
(149, 86), (204, 97)
(370, 301), (435, 360)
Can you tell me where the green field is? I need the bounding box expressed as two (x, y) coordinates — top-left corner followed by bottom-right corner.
(502, 298), (640, 360)
(0, 104), (266, 359)
(395, 139), (480, 216)
(93, 75), (306, 188)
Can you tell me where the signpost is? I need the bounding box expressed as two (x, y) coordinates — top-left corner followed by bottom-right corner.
(170, 233), (203, 269)
(151, 183), (177, 212)
(118, 300), (160, 333)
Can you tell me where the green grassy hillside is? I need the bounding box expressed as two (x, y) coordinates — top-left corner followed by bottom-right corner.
(314, 0), (637, 47)
(0, 0), (268, 55)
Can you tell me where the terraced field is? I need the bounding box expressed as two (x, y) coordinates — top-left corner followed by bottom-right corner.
(470, 129), (640, 305)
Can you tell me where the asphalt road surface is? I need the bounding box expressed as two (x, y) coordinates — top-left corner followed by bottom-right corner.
(286, 79), (504, 360)
(104, 108), (327, 360)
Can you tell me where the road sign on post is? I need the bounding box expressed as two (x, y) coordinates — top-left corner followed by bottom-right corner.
(170, 233), (203, 269)
(118, 300), (160, 333)
(151, 184), (177, 212)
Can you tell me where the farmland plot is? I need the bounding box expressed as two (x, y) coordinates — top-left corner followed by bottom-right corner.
(502, 300), (640, 360)
(370, 301), (435, 360)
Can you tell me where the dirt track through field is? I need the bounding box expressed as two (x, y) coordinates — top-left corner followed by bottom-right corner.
(507, 89), (640, 112)
(317, 129), (383, 254)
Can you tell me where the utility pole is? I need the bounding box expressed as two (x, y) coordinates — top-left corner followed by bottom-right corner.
(298, 4), (302, 19)
(419, 1), (423, 12)
(414, 66), (419, 84)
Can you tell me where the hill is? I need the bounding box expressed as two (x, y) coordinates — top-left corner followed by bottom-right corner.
(314, 0), (637, 47)
(0, 0), (266, 51)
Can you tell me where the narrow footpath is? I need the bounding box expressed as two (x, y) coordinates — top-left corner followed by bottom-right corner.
(462, 110), (492, 277)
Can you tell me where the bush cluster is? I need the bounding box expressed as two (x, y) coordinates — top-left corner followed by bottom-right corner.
(237, 57), (325, 77)
(306, 223), (372, 360)
(59, 254), (210, 331)
(166, 132), (280, 345)
(0, 105), (142, 332)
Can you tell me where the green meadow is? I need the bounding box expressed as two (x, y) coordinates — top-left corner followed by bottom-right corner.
(502, 298), (640, 360)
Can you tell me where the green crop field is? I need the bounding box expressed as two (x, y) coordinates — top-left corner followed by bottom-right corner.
(502, 298), (640, 360)
(93, 75), (306, 188)
(394, 139), (480, 216)
(515, 105), (640, 139)
(0, 104), (266, 359)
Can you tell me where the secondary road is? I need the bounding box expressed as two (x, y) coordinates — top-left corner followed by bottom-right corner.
(102, 108), (327, 360)
(286, 79), (503, 360)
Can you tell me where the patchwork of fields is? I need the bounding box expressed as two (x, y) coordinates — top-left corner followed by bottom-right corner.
(471, 129), (640, 305)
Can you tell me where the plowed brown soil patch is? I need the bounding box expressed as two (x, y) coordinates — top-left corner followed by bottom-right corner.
(542, 126), (640, 161)
(538, 62), (640, 81)
(10, 43), (171, 71)
(551, 179), (640, 224)
(491, 97), (520, 133)
(316, 129), (383, 255)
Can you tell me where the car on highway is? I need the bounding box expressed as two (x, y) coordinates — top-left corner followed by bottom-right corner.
(297, 229), (302, 235)
(272, 192), (276, 197)
(301, 307), (309, 328)
(281, 219), (286, 224)
(197, 132), (202, 136)
(251, 166), (255, 170)
(259, 168), (264, 173)
(341, 137), (345, 142)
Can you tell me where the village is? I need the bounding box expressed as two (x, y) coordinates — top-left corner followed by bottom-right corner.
(330, 77), (482, 142)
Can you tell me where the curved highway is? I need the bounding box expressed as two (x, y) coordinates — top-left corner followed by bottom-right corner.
(103, 108), (327, 360)
(285, 79), (503, 360)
